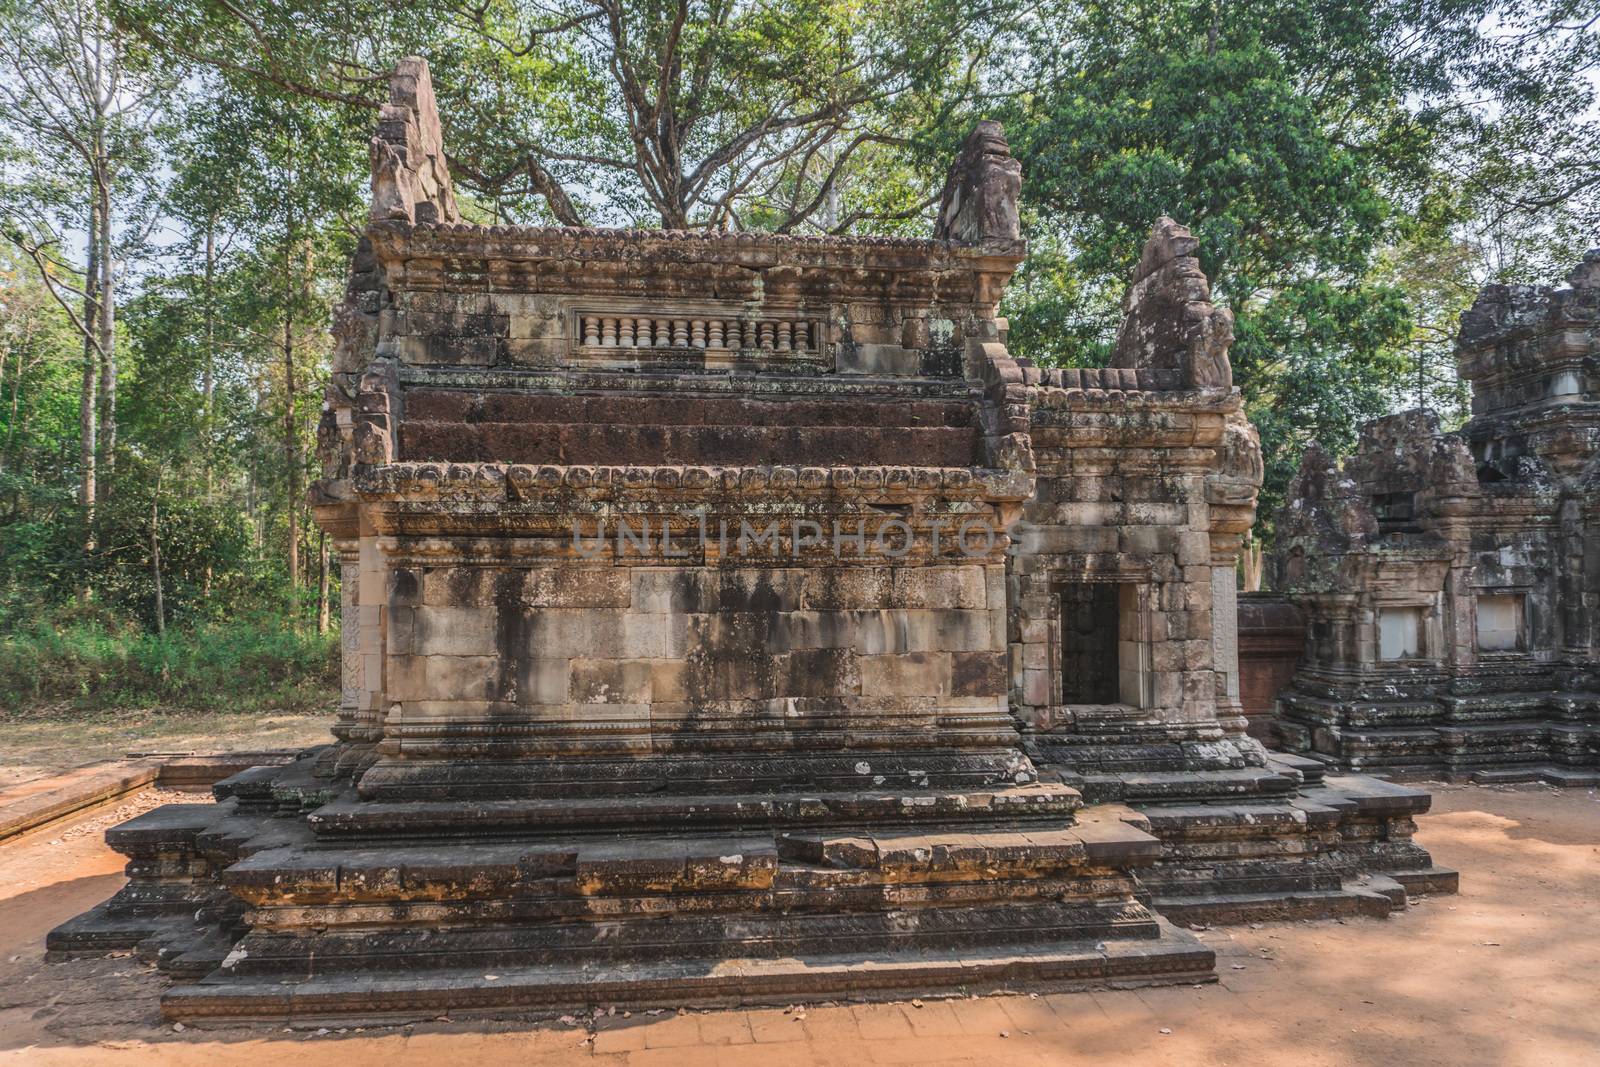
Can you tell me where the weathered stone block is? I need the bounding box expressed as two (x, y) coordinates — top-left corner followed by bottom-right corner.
(892, 566), (986, 609)
(524, 609), (626, 659)
(784, 648), (862, 697)
(623, 613), (688, 658)
(632, 569), (716, 614)
(860, 651), (950, 697)
(413, 605), (498, 656)
(951, 651), (1007, 697)
(523, 567), (634, 609)
(1022, 668), (1051, 706)
(569, 659), (653, 704)
(389, 654), (500, 701)
(838, 343), (920, 375)
(516, 656), (572, 705)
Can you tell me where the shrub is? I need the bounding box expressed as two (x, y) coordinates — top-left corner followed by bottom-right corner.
(0, 612), (338, 715)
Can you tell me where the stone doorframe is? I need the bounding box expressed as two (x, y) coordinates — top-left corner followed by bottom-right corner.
(1014, 562), (1156, 727)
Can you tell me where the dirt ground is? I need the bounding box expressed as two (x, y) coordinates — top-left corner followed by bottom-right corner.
(0, 782), (1595, 1067)
(0, 710), (331, 789)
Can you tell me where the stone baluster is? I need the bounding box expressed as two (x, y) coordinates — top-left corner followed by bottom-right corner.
(618, 318), (635, 347)
(582, 316), (600, 346)
(601, 317), (618, 347)
(691, 320), (707, 348)
(655, 318), (672, 347)
(777, 322), (793, 351)
(708, 320), (726, 349)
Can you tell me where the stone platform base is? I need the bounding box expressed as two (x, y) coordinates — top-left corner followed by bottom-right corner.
(1467, 766), (1600, 787)
(1032, 742), (1459, 925)
(48, 742), (1460, 1024)
(48, 750), (1228, 1024)
(1275, 686), (1600, 781)
(159, 930), (1213, 1024)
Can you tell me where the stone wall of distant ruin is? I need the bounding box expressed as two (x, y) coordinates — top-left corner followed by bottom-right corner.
(1236, 594), (1304, 740)
(1267, 255), (1600, 779)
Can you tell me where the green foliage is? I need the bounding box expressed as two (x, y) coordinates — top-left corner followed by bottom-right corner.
(0, 0), (1594, 721)
(998, 0), (1598, 529)
(106, 0), (1005, 229)
(0, 609), (337, 713)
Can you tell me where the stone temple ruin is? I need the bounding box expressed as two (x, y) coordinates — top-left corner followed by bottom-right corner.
(48, 59), (1454, 1023)
(1270, 256), (1600, 783)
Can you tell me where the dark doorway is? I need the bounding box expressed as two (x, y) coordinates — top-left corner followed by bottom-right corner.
(1059, 582), (1119, 704)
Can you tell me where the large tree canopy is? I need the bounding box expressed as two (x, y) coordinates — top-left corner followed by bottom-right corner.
(995, 0), (1599, 520)
(0, 0), (1594, 635)
(108, 0), (1009, 229)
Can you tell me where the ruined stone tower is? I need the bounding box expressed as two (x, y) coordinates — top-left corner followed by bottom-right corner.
(48, 58), (1453, 1022)
(1271, 255), (1600, 782)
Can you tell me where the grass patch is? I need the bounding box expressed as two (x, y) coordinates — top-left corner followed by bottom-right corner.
(0, 614), (338, 717)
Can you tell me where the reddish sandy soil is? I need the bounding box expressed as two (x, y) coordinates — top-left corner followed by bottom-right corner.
(0, 782), (1595, 1066)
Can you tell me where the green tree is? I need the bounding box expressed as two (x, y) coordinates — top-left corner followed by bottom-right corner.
(999, 0), (1599, 525)
(109, 0), (1007, 229)
(159, 82), (364, 618)
(0, 0), (175, 549)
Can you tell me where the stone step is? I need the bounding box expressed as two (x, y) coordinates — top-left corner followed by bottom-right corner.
(1138, 801), (1339, 837)
(1469, 766), (1600, 787)
(215, 896), (1170, 979)
(1388, 867), (1461, 895)
(1152, 884), (1396, 925)
(46, 905), (178, 958)
(159, 929), (242, 980)
(230, 818), (1161, 904)
(353, 749), (1041, 802)
(102, 801), (223, 852)
(1312, 774), (1436, 816)
(309, 783), (1084, 838)
(1263, 751), (1329, 783)
(160, 923), (1215, 1023)
(1078, 768), (1299, 804)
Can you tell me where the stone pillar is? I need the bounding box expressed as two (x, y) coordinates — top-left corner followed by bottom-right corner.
(329, 541), (367, 741)
(1210, 559), (1247, 736)
(356, 530), (389, 747)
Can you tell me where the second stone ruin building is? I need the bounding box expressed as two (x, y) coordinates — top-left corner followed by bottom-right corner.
(48, 58), (1454, 1023)
(1271, 256), (1600, 783)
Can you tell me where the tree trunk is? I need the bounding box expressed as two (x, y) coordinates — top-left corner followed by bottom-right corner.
(283, 271), (300, 599)
(317, 530), (329, 634)
(79, 198), (99, 561)
(0, 340), (14, 473)
(95, 163), (116, 476)
(150, 485), (166, 636)
(1242, 533), (1264, 593)
(203, 213), (216, 422)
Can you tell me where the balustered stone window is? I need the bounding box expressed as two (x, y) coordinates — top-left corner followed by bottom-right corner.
(576, 313), (818, 354)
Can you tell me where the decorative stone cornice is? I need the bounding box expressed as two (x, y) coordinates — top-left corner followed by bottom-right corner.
(353, 461), (1033, 503)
